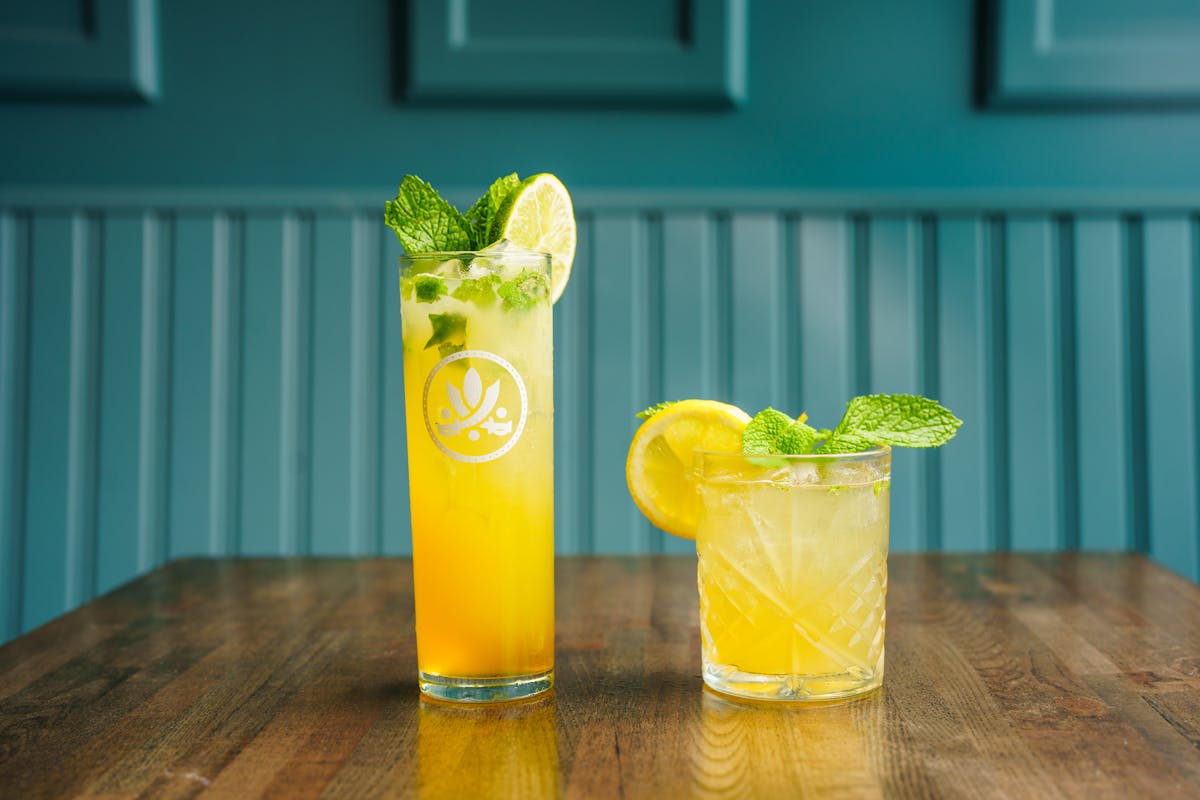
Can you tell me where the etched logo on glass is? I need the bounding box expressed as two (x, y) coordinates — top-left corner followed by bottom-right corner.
(422, 349), (528, 463)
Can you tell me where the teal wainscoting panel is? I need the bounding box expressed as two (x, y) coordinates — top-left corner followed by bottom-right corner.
(347, 214), (382, 557)
(379, 226), (411, 557)
(0, 0), (160, 102)
(1005, 217), (1068, 551)
(137, 213), (172, 573)
(95, 214), (142, 595)
(310, 213), (354, 556)
(1142, 216), (1199, 580)
(728, 213), (783, 415)
(867, 217), (929, 552)
(239, 216), (285, 555)
(0, 211), (30, 641)
(407, 0), (746, 107)
(208, 214), (244, 556)
(936, 217), (994, 552)
(277, 214), (313, 556)
(22, 214), (75, 631)
(987, 0), (1200, 106)
(168, 214), (216, 558)
(588, 213), (641, 553)
(1074, 216), (1136, 552)
(658, 212), (718, 556)
(3, 193), (1200, 642)
(797, 215), (856, 428)
(552, 216), (589, 555)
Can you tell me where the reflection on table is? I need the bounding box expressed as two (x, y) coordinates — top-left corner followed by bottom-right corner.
(417, 693), (559, 797)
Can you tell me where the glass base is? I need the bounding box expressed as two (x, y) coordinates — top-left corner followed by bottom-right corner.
(703, 661), (881, 703)
(418, 669), (553, 704)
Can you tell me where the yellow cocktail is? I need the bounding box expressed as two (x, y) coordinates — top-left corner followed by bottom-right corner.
(694, 449), (890, 701)
(399, 248), (554, 702)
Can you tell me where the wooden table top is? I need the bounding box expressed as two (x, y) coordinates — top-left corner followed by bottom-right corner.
(1, 554), (1198, 798)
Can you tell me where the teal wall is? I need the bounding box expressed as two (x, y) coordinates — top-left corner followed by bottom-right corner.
(2, 1), (1200, 643)
(2, 0), (1200, 189)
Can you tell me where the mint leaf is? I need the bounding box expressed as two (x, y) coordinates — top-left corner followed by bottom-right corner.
(438, 342), (464, 358)
(777, 420), (819, 454)
(425, 312), (466, 351)
(817, 394), (962, 453)
(743, 408), (794, 455)
(465, 173), (520, 249)
(497, 268), (550, 311)
(412, 274), (447, 303)
(451, 274), (501, 307)
(743, 408), (821, 455)
(636, 401), (678, 420)
(385, 175), (473, 254)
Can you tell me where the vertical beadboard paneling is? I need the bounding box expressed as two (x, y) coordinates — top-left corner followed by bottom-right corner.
(985, 218), (1011, 551)
(379, 225), (411, 555)
(630, 214), (663, 553)
(347, 214), (380, 555)
(168, 213), (215, 557)
(702, 214), (732, 402)
(209, 213), (243, 555)
(1143, 215), (1199, 579)
(659, 212), (716, 555)
(866, 216), (926, 552)
(1074, 216), (1134, 551)
(95, 214), (143, 594)
(6, 197), (1200, 642)
(553, 214), (591, 555)
(22, 213), (74, 631)
(589, 212), (640, 554)
(936, 217), (993, 551)
(65, 214), (101, 608)
(0, 211), (30, 640)
(239, 215), (284, 555)
(310, 212), (352, 555)
(278, 213), (313, 556)
(727, 213), (782, 413)
(137, 212), (172, 572)
(797, 215), (855, 426)
(1005, 217), (1065, 551)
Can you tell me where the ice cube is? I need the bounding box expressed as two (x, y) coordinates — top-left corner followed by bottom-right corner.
(477, 238), (544, 257)
(765, 461), (821, 487)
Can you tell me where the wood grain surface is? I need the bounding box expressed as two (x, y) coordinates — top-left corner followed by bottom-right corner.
(0, 554), (1198, 798)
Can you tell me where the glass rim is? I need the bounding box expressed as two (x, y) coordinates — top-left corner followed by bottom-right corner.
(398, 249), (552, 261)
(693, 446), (890, 462)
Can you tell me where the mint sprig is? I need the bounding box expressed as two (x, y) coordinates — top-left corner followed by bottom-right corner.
(742, 408), (793, 454)
(386, 173), (526, 255)
(385, 175), (473, 254)
(816, 394), (961, 453)
(465, 173), (520, 249)
(737, 394), (960, 456)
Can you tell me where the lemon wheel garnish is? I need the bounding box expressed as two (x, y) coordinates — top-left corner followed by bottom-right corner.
(626, 400), (751, 540)
(494, 173), (576, 304)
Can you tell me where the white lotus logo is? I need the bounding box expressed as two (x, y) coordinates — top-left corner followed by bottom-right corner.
(436, 366), (512, 441)
(422, 349), (528, 463)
